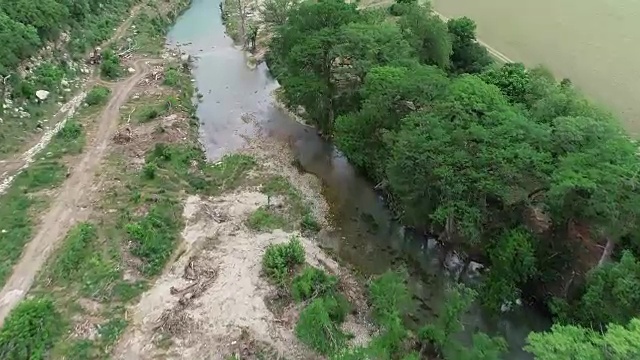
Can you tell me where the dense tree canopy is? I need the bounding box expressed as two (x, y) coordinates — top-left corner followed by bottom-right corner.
(267, 0), (640, 356)
(0, 0), (135, 76)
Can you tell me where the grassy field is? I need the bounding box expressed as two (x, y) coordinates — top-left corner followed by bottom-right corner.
(432, 0), (640, 137)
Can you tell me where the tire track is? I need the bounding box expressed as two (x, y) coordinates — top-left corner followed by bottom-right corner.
(0, 59), (154, 326)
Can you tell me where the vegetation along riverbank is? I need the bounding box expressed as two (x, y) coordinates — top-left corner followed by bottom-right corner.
(224, 0), (640, 357)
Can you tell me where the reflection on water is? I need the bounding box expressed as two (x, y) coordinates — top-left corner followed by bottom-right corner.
(167, 0), (550, 357)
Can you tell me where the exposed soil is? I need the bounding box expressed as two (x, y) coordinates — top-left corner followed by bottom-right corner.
(114, 186), (371, 359)
(0, 58), (158, 325)
(0, 5), (142, 192)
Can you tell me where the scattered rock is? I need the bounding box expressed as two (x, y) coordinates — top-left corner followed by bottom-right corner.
(180, 54), (190, 62)
(128, 67), (136, 73)
(61, 79), (69, 87)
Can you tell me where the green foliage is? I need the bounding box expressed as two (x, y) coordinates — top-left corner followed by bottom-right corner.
(525, 318), (640, 360)
(142, 162), (157, 180)
(50, 120), (85, 155)
(419, 285), (507, 359)
(262, 237), (305, 284)
(136, 105), (164, 123)
(397, 3), (451, 69)
(246, 206), (287, 231)
(49, 223), (98, 283)
(566, 251), (640, 328)
(100, 48), (122, 79)
(260, 0), (300, 27)
(295, 297), (348, 355)
(85, 85), (111, 106)
(300, 212), (321, 233)
(447, 17), (491, 74)
(291, 266), (338, 302)
(0, 297), (64, 360)
(126, 200), (182, 276)
(482, 228), (537, 312)
(163, 67), (182, 87)
(369, 269), (410, 326)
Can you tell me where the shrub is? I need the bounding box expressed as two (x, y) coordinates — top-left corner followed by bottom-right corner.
(300, 212), (321, 233)
(0, 297), (64, 359)
(100, 49), (121, 79)
(369, 269), (410, 327)
(291, 266), (338, 302)
(163, 67), (182, 87)
(137, 105), (163, 123)
(262, 237), (305, 284)
(126, 202), (181, 275)
(85, 85), (111, 106)
(295, 297), (347, 355)
(247, 207), (286, 231)
(142, 162), (157, 180)
(56, 120), (83, 141)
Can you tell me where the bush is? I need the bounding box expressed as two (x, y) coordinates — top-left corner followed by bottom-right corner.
(369, 269), (410, 326)
(247, 207), (286, 231)
(295, 297), (348, 355)
(0, 297), (64, 359)
(85, 85), (111, 106)
(142, 162), (157, 180)
(291, 266), (338, 302)
(56, 120), (83, 141)
(100, 49), (121, 79)
(300, 212), (321, 233)
(137, 105), (163, 123)
(126, 202), (181, 276)
(163, 67), (182, 87)
(262, 237), (305, 284)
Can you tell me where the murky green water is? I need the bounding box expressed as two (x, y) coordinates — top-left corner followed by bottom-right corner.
(167, 0), (550, 357)
(433, 0), (640, 137)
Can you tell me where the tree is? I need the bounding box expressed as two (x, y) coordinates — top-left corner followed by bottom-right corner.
(260, 0), (299, 28)
(268, 0), (361, 134)
(334, 64), (449, 181)
(385, 75), (550, 244)
(525, 318), (640, 359)
(571, 251), (640, 328)
(398, 4), (452, 69)
(447, 17), (491, 74)
(418, 284), (507, 359)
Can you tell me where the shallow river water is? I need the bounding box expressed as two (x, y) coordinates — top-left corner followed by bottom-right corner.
(167, 0), (550, 357)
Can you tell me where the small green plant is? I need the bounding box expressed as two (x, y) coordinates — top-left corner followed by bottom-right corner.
(301, 212), (321, 233)
(262, 237), (305, 284)
(126, 202), (181, 276)
(295, 297), (348, 355)
(137, 105), (163, 123)
(247, 207), (287, 231)
(49, 223), (97, 283)
(163, 67), (182, 87)
(85, 85), (111, 106)
(0, 297), (65, 359)
(291, 266), (338, 302)
(142, 162), (158, 180)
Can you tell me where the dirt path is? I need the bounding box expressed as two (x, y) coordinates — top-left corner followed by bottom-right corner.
(0, 59), (154, 326)
(0, 5), (141, 192)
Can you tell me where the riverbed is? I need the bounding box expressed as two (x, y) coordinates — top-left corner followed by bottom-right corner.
(433, 0), (640, 137)
(166, 0), (550, 357)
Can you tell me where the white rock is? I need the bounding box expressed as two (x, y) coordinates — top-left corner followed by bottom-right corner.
(128, 67), (136, 73)
(36, 90), (50, 101)
(61, 79), (69, 86)
(180, 54), (190, 62)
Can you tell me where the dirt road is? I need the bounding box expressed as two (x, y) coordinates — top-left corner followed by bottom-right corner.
(0, 5), (141, 190)
(0, 59), (153, 326)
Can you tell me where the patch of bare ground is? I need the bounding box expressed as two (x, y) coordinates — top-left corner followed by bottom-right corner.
(113, 184), (371, 359)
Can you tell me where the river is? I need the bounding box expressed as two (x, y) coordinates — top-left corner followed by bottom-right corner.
(166, 0), (550, 357)
(433, 0), (640, 137)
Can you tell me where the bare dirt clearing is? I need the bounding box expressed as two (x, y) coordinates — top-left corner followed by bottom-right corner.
(114, 188), (371, 359)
